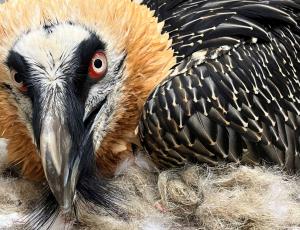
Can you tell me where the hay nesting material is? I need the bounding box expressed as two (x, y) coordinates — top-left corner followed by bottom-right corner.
(1, 139), (300, 229)
(1, 166), (300, 229)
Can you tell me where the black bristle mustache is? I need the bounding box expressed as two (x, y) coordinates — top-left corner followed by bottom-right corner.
(23, 177), (126, 229)
(22, 116), (126, 229)
(77, 175), (126, 217)
(23, 186), (59, 230)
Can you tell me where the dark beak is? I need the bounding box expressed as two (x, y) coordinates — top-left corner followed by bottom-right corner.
(34, 86), (85, 213)
(39, 112), (80, 213)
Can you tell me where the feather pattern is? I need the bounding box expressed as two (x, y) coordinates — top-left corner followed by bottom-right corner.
(140, 0), (300, 172)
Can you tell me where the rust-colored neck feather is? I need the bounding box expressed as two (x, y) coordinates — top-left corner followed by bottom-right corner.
(0, 87), (43, 180)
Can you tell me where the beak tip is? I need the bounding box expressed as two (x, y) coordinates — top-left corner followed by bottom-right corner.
(60, 200), (73, 214)
(53, 187), (75, 214)
(39, 116), (78, 214)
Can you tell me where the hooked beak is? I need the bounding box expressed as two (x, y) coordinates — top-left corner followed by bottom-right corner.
(32, 77), (106, 213)
(33, 85), (87, 213)
(39, 112), (80, 213)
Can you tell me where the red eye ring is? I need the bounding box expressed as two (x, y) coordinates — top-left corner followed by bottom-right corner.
(19, 84), (28, 93)
(88, 51), (107, 80)
(10, 70), (28, 93)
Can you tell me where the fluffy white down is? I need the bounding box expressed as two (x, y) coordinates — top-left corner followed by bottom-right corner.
(1, 151), (300, 230)
(133, 0), (144, 3)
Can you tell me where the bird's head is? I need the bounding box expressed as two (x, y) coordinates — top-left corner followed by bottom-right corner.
(0, 0), (175, 213)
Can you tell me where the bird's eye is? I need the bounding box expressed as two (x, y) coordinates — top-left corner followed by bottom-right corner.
(88, 51), (107, 80)
(10, 70), (28, 93)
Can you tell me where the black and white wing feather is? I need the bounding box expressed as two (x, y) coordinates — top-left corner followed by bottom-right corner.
(139, 0), (300, 172)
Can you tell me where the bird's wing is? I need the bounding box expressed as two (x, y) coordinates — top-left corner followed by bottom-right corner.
(142, 0), (300, 62)
(140, 0), (300, 172)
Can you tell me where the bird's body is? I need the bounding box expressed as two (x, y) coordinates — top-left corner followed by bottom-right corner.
(139, 0), (300, 173)
(0, 0), (300, 227)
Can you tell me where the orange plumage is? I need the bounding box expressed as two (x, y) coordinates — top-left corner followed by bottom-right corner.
(0, 0), (175, 180)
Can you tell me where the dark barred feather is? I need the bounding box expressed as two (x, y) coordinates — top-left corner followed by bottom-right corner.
(141, 0), (300, 62)
(139, 0), (300, 173)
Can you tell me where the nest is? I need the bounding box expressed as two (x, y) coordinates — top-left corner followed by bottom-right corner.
(1, 140), (300, 229)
